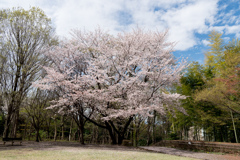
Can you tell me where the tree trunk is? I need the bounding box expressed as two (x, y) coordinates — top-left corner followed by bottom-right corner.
(152, 111), (156, 144)
(147, 117), (151, 145)
(61, 116), (64, 140)
(46, 118), (51, 139)
(3, 113), (11, 138)
(105, 122), (117, 144)
(230, 110), (238, 143)
(69, 118), (73, 141)
(133, 121), (137, 147)
(118, 134), (124, 145)
(12, 107), (20, 138)
(54, 118), (57, 141)
(36, 128), (40, 142)
(79, 124), (85, 144)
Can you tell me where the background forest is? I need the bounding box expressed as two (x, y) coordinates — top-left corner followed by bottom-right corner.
(0, 7), (239, 146)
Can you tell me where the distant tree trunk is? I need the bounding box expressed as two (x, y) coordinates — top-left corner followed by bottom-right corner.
(46, 118), (51, 139)
(69, 118), (73, 141)
(230, 110), (238, 143)
(152, 111), (156, 144)
(102, 129), (107, 144)
(28, 124), (33, 141)
(54, 118), (57, 141)
(61, 116), (64, 140)
(133, 121), (137, 147)
(92, 125), (99, 144)
(73, 130), (78, 141)
(23, 124), (27, 140)
(147, 117), (152, 146)
(95, 126), (99, 144)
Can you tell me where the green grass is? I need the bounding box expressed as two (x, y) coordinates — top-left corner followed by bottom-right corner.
(0, 148), (198, 160)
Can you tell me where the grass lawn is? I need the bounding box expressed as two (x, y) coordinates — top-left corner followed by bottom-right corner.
(0, 148), (198, 160)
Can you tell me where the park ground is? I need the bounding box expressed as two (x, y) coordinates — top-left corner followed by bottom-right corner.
(0, 141), (240, 160)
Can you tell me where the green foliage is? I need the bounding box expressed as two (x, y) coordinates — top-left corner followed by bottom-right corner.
(39, 130), (48, 139)
(168, 133), (179, 140)
(180, 62), (205, 94)
(169, 62), (206, 140)
(0, 6), (58, 138)
(204, 30), (225, 76)
(138, 139), (148, 146)
(193, 31), (240, 142)
(1, 7), (240, 144)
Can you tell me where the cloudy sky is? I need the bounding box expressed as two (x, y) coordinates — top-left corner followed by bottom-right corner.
(1, 0), (240, 63)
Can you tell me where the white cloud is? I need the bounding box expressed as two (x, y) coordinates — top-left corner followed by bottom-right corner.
(202, 39), (210, 46)
(209, 26), (226, 33)
(52, 0), (121, 36)
(210, 24), (240, 39)
(225, 25), (240, 38)
(223, 37), (230, 42)
(1, 0), (220, 51)
(160, 0), (219, 50)
(225, 25), (240, 34)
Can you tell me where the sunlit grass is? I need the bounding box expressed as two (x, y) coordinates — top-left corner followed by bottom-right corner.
(0, 148), (198, 160)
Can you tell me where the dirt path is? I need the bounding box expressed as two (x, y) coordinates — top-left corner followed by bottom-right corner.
(0, 141), (239, 160)
(139, 146), (240, 160)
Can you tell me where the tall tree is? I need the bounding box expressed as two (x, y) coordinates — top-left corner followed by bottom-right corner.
(37, 28), (187, 144)
(204, 30), (225, 76)
(0, 7), (57, 138)
(172, 62), (205, 140)
(195, 33), (240, 142)
(23, 89), (53, 142)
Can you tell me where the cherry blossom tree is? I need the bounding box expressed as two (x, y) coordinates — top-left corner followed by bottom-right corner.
(36, 28), (187, 144)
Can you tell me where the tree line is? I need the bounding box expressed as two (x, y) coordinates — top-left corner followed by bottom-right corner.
(0, 7), (239, 145)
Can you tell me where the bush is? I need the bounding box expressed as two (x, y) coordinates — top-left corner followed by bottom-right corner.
(168, 133), (179, 140)
(138, 139), (147, 146)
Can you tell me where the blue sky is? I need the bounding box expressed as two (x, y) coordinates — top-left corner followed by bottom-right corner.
(1, 0), (240, 64)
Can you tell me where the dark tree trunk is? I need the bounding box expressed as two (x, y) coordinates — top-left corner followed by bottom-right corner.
(105, 122), (117, 144)
(61, 116), (64, 140)
(69, 118), (73, 141)
(3, 113), (11, 138)
(79, 124), (85, 144)
(117, 134), (124, 145)
(36, 128), (40, 142)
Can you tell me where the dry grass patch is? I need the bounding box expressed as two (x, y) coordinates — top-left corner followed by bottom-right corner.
(0, 148), (198, 160)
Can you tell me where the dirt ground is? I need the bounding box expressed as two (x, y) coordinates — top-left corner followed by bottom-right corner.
(0, 141), (239, 160)
(140, 146), (240, 160)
